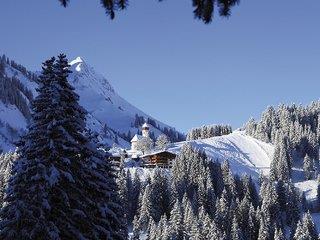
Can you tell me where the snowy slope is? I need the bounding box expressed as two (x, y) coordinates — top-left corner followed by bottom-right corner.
(68, 57), (181, 143)
(168, 130), (274, 180)
(0, 55), (183, 152)
(0, 101), (27, 152)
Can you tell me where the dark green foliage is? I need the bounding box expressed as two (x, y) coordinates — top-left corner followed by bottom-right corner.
(57, 0), (239, 24)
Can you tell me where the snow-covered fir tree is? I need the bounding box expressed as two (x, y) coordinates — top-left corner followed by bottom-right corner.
(136, 136), (154, 154)
(303, 154), (315, 180)
(168, 200), (183, 240)
(231, 214), (245, 240)
(0, 55), (127, 239)
(136, 184), (153, 233)
(155, 134), (170, 150)
(301, 212), (318, 240)
(130, 170), (141, 223)
(270, 134), (292, 182)
(0, 150), (18, 206)
(274, 228), (285, 240)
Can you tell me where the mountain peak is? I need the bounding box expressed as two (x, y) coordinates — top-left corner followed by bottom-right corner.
(69, 56), (86, 72)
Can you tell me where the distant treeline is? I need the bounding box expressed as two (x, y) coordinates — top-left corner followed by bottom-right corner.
(186, 124), (232, 141)
(0, 75), (33, 120)
(0, 54), (38, 82)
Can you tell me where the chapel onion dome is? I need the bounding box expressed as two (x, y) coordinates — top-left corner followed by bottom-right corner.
(142, 123), (150, 130)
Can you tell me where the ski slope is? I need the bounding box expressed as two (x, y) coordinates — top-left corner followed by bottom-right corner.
(168, 130), (274, 180)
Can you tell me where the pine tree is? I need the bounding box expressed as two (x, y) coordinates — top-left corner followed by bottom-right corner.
(0, 150), (18, 206)
(146, 218), (157, 240)
(274, 228), (285, 240)
(131, 170), (141, 222)
(149, 168), (171, 222)
(159, 215), (170, 240)
(247, 204), (259, 240)
(231, 215), (244, 240)
(221, 160), (237, 200)
(155, 134), (170, 150)
(270, 135), (292, 182)
(260, 181), (281, 227)
(132, 215), (140, 240)
(285, 182), (300, 227)
(169, 200), (183, 240)
(136, 136), (154, 154)
(257, 213), (273, 240)
(303, 154), (315, 180)
(206, 217), (222, 239)
(137, 184), (153, 232)
(117, 166), (130, 224)
(183, 198), (195, 239)
(215, 188), (230, 233)
(241, 175), (259, 207)
(189, 216), (201, 240)
(293, 221), (307, 240)
(0, 55), (127, 239)
(245, 117), (257, 137)
(301, 212), (318, 240)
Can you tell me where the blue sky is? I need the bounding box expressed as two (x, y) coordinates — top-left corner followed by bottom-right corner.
(0, 0), (319, 132)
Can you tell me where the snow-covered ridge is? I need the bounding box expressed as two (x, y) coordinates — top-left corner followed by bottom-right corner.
(69, 56), (115, 94)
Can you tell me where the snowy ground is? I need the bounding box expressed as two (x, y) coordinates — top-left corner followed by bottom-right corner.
(0, 102), (27, 152)
(295, 180), (318, 203)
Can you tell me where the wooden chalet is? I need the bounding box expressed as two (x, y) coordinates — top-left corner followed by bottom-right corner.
(141, 150), (177, 168)
(107, 149), (128, 166)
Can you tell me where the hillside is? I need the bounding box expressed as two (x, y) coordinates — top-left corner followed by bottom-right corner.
(169, 130), (319, 206)
(169, 130), (274, 179)
(0, 55), (184, 152)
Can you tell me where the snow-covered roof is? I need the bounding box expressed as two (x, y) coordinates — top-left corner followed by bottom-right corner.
(131, 134), (143, 142)
(142, 123), (150, 129)
(131, 154), (139, 159)
(140, 149), (177, 158)
(108, 147), (126, 157)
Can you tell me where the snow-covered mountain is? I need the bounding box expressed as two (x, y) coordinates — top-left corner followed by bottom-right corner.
(0, 55), (184, 152)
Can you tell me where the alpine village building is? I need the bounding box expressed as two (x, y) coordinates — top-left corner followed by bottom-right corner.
(108, 123), (176, 168)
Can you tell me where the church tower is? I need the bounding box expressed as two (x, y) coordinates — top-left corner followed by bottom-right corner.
(142, 122), (150, 138)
